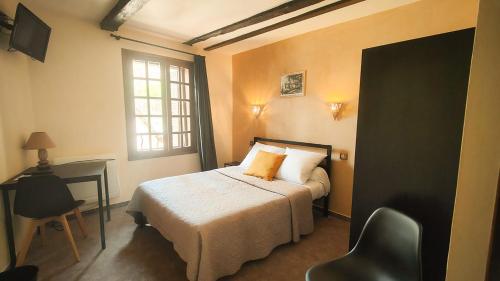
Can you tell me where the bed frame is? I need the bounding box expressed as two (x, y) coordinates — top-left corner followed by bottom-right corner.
(253, 137), (332, 217)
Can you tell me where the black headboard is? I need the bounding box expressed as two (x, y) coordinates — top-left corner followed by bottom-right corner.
(253, 137), (333, 179)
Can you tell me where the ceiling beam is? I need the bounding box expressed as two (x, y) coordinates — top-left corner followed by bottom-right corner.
(183, 0), (325, 46)
(204, 0), (365, 51)
(100, 0), (150, 31)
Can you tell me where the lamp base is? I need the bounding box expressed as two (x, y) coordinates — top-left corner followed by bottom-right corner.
(30, 169), (53, 175)
(36, 164), (52, 170)
(37, 149), (50, 168)
(33, 148), (53, 174)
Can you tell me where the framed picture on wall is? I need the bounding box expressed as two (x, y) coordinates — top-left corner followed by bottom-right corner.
(280, 71), (305, 97)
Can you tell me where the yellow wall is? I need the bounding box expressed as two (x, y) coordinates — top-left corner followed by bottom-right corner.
(206, 53), (233, 167)
(0, 0), (37, 270)
(446, 0), (500, 280)
(0, 1), (232, 269)
(232, 0), (478, 217)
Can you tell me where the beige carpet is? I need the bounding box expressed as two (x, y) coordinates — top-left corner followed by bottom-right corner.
(24, 205), (349, 281)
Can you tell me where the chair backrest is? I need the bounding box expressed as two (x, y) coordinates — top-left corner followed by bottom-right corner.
(351, 207), (423, 281)
(14, 175), (77, 219)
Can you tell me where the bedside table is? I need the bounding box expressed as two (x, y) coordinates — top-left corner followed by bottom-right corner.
(224, 161), (241, 167)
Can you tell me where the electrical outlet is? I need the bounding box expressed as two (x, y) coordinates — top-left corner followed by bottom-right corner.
(340, 152), (348, 160)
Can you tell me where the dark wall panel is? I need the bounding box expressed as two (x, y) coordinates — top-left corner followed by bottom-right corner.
(351, 28), (475, 281)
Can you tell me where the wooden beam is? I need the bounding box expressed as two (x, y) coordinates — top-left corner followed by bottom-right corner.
(100, 0), (150, 31)
(204, 0), (366, 51)
(184, 0), (325, 46)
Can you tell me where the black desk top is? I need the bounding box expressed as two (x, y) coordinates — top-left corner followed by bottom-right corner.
(0, 160), (110, 191)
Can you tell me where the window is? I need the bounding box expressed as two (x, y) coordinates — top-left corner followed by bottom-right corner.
(122, 49), (197, 160)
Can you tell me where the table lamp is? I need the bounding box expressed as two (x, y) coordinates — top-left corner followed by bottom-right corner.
(24, 132), (55, 171)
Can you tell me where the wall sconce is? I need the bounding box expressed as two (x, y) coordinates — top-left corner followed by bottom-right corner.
(330, 103), (343, 120)
(251, 105), (262, 118)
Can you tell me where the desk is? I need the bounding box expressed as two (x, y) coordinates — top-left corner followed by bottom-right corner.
(0, 160), (111, 269)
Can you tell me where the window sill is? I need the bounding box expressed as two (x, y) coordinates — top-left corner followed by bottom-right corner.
(127, 148), (198, 161)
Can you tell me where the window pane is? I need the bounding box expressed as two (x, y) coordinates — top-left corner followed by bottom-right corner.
(170, 66), (179, 82)
(151, 135), (164, 150)
(172, 134), (181, 148)
(150, 117), (163, 133)
(134, 98), (148, 115)
(183, 85), (190, 99)
(182, 117), (191, 131)
(136, 135), (150, 151)
(148, 62), (161, 79)
(182, 101), (190, 116)
(135, 117), (149, 133)
(134, 79), (147, 97)
(133, 60), (146, 78)
(170, 83), (180, 99)
(183, 133), (191, 147)
(150, 99), (162, 115)
(184, 68), (190, 83)
(172, 117), (181, 132)
(171, 100), (180, 116)
(149, 80), (162, 97)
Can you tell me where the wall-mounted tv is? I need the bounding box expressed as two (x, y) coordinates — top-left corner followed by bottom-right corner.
(9, 3), (51, 62)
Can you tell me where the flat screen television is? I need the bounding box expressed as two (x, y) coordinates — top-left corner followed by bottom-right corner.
(9, 3), (51, 62)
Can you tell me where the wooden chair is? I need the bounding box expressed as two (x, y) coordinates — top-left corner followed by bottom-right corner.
(14, 175), (87, 266)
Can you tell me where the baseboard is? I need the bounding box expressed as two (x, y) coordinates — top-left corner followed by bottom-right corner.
(313, 205), (351, 222)
(67, 201), (130, 220)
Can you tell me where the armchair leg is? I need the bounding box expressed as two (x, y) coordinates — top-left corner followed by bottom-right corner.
(73, 208), (87, 238)
(16, 220), (36, 266)
(323, 197), (330, 217)
(59, 215), (80, 262)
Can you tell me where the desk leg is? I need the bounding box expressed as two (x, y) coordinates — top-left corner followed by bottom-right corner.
(104, 167), (111, 221)
(96, 176), (106, 249)
(2, 189), (16, 269)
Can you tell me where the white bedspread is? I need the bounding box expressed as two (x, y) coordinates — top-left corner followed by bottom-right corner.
(127, 166), (313, 281)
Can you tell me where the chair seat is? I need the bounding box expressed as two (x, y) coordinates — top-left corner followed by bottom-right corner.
(0, 265), (38, 281)
(14, 175), (87, 266)
(74, 200), (85, 208)
(305, 208), (422, 281)
(29, 199), (85, 219)
(306, 255), (397, 281)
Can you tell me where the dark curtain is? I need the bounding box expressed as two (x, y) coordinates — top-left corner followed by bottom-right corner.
(194, 55), (218, 171)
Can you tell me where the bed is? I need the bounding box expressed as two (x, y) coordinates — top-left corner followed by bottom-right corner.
(127, 137), (332, 281)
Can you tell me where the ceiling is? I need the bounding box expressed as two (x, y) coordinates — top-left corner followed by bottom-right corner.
(24, 0), (418, 54)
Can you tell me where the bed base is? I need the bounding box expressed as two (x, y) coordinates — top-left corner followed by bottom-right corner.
(131, 211), (148, 227)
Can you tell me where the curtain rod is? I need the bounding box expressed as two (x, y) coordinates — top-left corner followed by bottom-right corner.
(110, 33), (198, 56)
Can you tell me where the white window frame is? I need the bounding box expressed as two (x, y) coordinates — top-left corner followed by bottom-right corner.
(122, 49), (197, 161)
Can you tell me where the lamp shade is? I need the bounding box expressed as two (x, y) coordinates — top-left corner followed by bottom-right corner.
(24, 132), (55, 150)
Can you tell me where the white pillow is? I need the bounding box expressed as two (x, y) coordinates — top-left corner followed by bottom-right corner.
(276, 147), (326, 184)
(240, 142), (285, 168)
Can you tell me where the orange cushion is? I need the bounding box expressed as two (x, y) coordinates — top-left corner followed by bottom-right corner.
(244, 150), (286, 181)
